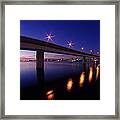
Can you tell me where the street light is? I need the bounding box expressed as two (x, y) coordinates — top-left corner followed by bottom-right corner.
(97, 52), (99, 55)
(45, 33), (54, 42)
(67, 41), (74, 48)
(81, 47), (84, 51)
(90, 49), (93, 54)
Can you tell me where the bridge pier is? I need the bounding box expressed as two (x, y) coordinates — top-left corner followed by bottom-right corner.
(36, 50), (44, 69)
(83, 56), (86, 63)
(36, 50), (45, 99)
(92, 57), (95, 61)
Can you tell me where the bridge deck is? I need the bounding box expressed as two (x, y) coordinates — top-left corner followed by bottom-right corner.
(20, 36), (99, 58)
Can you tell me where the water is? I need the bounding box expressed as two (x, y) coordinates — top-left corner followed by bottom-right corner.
(20, 61), (100, 100)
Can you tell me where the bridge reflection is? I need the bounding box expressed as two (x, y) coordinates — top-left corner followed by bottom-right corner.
(35, 61), (100, 100)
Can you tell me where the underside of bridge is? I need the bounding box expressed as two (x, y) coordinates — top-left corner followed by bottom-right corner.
(35, 51), (98, 69)
(20, 36), (99, 57)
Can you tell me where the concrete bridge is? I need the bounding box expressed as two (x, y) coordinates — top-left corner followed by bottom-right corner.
(20, 36), (100, 68)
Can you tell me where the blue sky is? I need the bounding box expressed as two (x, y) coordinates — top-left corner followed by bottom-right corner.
(20, 20), (100, 58)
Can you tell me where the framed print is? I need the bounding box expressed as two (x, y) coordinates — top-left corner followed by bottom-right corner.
(0, 0), (120, 119)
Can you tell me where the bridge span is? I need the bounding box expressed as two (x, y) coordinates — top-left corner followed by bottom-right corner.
(20, 36), (100, 68)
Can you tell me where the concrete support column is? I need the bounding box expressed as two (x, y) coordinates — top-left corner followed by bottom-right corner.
(36, 50), (45, 99)
(36, 50), (44, 69)
(83, 56), (86, 63)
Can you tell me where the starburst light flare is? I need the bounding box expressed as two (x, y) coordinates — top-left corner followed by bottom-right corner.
(45, 33), (54, 42)
(67, 41), (74, 48)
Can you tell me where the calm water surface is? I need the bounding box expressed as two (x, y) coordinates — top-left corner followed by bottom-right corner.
(20, 61), (100, 100)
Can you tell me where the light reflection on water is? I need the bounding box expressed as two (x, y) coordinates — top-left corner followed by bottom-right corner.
(89, 66), (93, 82)
(66, 78), (73, 92)
(96, 65), (100, 80)
(20, 61), (100, 100)
(79, 72), (85, 87)
(46, 90), (54, 100)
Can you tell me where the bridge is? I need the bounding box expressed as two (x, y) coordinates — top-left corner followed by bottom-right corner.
(20, 36), (100, 68)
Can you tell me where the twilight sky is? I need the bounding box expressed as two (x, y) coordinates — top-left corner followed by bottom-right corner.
(20, 20), (100, 58)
